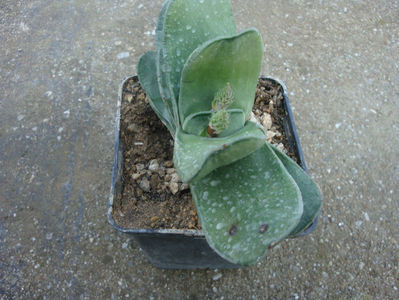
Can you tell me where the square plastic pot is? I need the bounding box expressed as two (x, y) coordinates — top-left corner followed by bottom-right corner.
(108, 75), (319, 269)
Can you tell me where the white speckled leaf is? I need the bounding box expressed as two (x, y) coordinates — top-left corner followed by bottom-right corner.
(270, 145), (322, 236)
(190, 143), (303, 266)
(155, 0), (178, 126)
(161, 0), (236, 121)
(174, 121), (266, 183)
(179, 29), (263, 122)
(138, 51), (176, 135)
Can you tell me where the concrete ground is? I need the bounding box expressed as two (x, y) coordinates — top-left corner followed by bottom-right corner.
(1, 0), (398, 298)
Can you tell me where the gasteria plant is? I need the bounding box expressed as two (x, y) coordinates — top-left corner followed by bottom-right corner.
(138, 0), (321, 266)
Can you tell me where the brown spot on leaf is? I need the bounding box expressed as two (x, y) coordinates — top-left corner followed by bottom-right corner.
(229, 225), (238, 236)
(259, 223), (269, 234)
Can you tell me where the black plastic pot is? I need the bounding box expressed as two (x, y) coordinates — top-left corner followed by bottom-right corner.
(108, 75), (318, 269)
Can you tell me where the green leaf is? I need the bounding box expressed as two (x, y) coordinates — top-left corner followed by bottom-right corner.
(179, 29), (263, 123)
(161, 0), (237, 125)
(138, 51), (176, 135)
(182, 109), (245, 137)
(270, 145), (322, 236)
(174, 121), (266, 183)
(155, 0), (179, 127)
(190, 143), (303, 265)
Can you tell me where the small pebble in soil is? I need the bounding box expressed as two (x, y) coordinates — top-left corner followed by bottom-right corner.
(261, 113), (272, 130)
(166, 168), (175, 174)
(277, 143), (285, 152)
(164, 160), (173, 168)
(136, 164), (145, 171)
(148, 159), (159, 171)
(169, 182), (179, 195)
(132, 173), (142, 180)
(180, 183), (189, 191)
(127, 124), (138, 133)
(170, 172), (180, 183)
(212, 273), (222, 281)
(267, 131), (276, 141)
(139, 178), (151, 192)
(124, 93), (133, 103)
(151, 216), (160, 223)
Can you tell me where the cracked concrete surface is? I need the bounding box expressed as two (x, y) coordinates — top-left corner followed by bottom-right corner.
(1, 0), (398, 298)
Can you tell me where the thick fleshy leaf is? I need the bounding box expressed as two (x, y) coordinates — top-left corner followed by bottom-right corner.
(182, 109), (245, 137)
(137, 51), (176, 135)
(190, 143), (303, 265)
(155, 0), (179, 126)
(161, 0), (237, 125)
(270, 145), (322, 236)
(174, 121), (266, 183)
(179, 29), (263, 122)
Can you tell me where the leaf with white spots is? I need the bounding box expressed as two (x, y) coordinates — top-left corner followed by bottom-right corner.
(174, 121), (266, 183)
(138, 51), (176, 135)
(270, 144), (322, 236)
(190, 143), (303, 265)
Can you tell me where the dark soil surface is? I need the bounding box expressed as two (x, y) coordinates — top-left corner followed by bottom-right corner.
(112, 77), (297, 230)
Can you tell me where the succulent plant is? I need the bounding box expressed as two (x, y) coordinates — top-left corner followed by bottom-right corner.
(138, 0), (321, 266)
